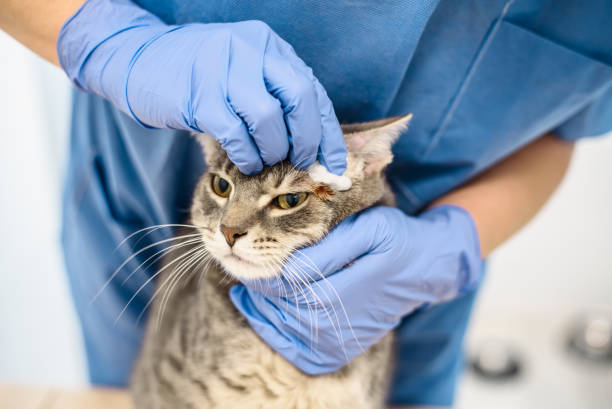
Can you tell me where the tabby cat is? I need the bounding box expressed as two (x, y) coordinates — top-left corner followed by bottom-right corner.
(131, 115), (412, 409)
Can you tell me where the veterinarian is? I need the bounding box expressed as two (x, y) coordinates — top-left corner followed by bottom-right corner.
(2, 0), (611, 406)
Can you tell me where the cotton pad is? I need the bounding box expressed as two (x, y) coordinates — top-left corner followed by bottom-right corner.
(307, 161), (352, 191)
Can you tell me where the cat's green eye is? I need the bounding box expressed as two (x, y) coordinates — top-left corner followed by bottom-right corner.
(275, 192), (308, 209)
(212, 175), (232, 198)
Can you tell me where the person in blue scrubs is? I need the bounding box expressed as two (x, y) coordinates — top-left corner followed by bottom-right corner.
(2, 0), (611, 406)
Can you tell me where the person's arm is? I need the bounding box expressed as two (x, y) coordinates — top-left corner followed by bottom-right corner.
(0, 0), (84, 65)
(1, 0), (347, 175)
(431, 133), (575, 257)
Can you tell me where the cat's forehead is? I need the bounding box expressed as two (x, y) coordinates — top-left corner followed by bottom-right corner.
(215, 156), (311, 195)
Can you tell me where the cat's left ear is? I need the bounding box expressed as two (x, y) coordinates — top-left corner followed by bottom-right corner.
(194, 133), (224, 166)
(342, 114), (412, 175)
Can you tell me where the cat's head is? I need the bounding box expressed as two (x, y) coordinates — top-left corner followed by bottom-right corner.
(191, 115), (411, 280)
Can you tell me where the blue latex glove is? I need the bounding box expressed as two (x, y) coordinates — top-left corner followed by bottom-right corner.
(57, 0), (346, 175)
(229, 205), (482, 374)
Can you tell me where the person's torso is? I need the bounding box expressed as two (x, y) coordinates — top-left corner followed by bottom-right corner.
(66, 0), (612, 250)
(121, 0), (612, 212)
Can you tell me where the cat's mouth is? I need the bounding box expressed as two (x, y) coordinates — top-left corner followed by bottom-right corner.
(224, 253), (257, 266)
(202, 231), (283, 279)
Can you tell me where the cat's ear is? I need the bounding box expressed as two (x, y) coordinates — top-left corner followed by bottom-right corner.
(194, 133), (224, 166)
(342, 114), (412, 175)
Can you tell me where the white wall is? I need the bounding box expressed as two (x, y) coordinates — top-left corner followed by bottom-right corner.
(0, 32), (87, 386)
(0, 30), (610, 406)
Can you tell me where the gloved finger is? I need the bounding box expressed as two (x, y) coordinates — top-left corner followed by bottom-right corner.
(229, 285), (284, 322)
(229, 285), (299, 345)
(227, 37), (290, 166)
(220, 121), (264, 175)
(283, 211), (385, 281)
(264, 47), (321, 169)
(199, 107), (263, 175)
(229, 86), (290, 166)
(229, 285), (333, 374)
(278, 45), (346, 175)
(312, 78), (347, 175)
(324, 250), (431, 321)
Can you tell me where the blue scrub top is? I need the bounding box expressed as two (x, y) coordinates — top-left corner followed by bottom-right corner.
(62, 0), (612, 403)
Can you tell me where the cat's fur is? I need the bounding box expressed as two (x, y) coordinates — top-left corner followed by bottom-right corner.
(131, 115), (412, 409)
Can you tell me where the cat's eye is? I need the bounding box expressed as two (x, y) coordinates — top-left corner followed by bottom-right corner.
(275, 192), (308, 209)
(212, 175), (232, 198)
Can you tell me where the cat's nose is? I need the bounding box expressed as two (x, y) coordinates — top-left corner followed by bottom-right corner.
(220, 224), (247, 247)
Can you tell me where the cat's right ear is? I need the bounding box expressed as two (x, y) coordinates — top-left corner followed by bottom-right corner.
(342, 114), (412, 175)
(194, 133), (224, 166)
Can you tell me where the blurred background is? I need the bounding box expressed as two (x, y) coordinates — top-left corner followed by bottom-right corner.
(1, 31), (611, 408)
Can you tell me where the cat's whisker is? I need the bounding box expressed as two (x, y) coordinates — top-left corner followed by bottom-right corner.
(121, 236), (204, 286)
(156, 250), (213, 330)
(263, 252), (328, 345)
(241, 238), (351, 354)
(157, 246), (206, 315)
(114, 245), (205, 325)
(261, 259), (291, 311)
(289, 250), (352, 338)
(173, 249), (213, 294)
(291, 249), (366, 356)
(93, 233), (203, 304)
(115, 223), (202, 251)
(127, 225), (199, 254)
(282, 257), (330, 335)
(278, 245), (351, 354)
(218, 267), (236, 286)
(197, 256), (216, 288)
(283, 257), (345, 352)
(136, 241), (212, 325)
(156, 246), (209, 323)
(265, 259), (307, 333)
(282, 258), (322, 309)
(156, 247), (210, 331)
(280, 250), (337, 312)
(138, 258), (187, 326)
(136, 267), (175, 325)
(281, 265), (319, 348)
(278, 264), (310, 333)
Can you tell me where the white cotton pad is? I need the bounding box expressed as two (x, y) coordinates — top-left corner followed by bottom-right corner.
(307, 161), (352, 191)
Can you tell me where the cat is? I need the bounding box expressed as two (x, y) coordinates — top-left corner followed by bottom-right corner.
(131, 114), (412, 409)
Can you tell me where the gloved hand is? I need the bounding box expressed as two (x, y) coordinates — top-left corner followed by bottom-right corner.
(57, 0), (346, 175)
(229, 205), (483, 374)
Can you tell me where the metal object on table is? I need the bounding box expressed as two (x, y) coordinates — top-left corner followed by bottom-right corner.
(568, 313), (612, 362)
(469, 339), (523, 381)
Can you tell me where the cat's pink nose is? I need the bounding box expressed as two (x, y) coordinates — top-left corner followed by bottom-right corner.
(220, 225), (247, 247)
